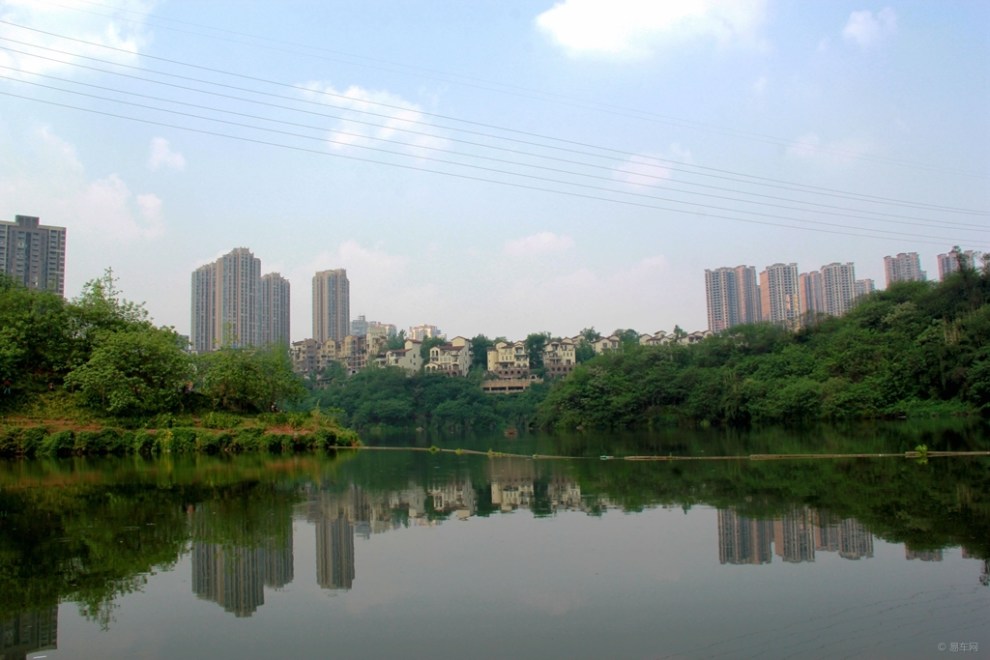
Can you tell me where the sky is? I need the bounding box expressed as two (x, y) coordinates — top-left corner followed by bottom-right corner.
(1, 0), (988, 342)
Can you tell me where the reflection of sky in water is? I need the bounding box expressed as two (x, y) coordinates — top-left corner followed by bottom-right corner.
(48, 499), (987, 660)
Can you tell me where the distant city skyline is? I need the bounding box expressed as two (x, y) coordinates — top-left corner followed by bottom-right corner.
(702, 252), (938, 333)
(2, 2), (986, 340)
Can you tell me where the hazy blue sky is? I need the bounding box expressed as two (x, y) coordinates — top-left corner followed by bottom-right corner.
(2, 0), (987, 341)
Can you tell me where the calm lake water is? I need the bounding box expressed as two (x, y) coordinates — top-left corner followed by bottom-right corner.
(1, 424), (988, 659)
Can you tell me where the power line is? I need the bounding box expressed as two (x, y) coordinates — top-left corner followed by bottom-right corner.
(1, 18), (987, 219)
(30, 0), (990, 181)
(2, 54), (984, 236)
(3, 87), (985, 252)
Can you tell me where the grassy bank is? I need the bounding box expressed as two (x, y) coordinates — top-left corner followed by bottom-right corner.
(0, 408), (360, 458)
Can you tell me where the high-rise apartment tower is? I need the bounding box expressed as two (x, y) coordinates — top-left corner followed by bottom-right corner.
(820, 262), (856, 317)
(937, 250), (983, 281)
(705, 265), (760, 333)
(883, 252), (926, 287)
(312, 269), (350, 343)
(760, 263), (801, 328)
(261, 273), (291, 346)
(0, 215), (67, 295)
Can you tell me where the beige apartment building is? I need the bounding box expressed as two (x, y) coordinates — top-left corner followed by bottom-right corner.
(384, 339), (424, 374)
(487, 340), (529, 379)
(425, 336), (472, 376)
(543, 338), (576, 378)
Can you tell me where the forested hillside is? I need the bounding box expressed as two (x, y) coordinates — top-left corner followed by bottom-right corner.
(539, 259), (990, 429)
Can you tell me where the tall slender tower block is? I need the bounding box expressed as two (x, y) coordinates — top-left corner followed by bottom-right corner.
(312, 269), (350, 343)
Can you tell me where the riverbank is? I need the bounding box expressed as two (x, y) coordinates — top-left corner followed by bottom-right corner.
(0, 411), (360, 458)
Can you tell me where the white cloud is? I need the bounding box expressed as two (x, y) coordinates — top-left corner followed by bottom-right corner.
(300, 82), (448, 156)
(536, 0), (767, 59)
(0, 0), (156, 78)
(842, 7), (897, 49)
(503, 231), (575, 257)
(614, 145), (693, 188)
(785, 132), (874, 165)
(2, 125), (167, 241)
(71, 174), (165, 240)
(147, 137), (186, 171)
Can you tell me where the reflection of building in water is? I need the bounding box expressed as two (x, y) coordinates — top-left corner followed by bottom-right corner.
(905, 548), (943, 562)
(0, 607), (57, 660)
(547, 477), (583, 511)
(837, 518), (874, 560)
(189, 504), (294, 617)
(774, 508), (815, 563)
(316, 512), (355, 590)
(309, 488), (363, 590)
(192, 543), (265, 617)
(429, 477), (476, 520)
(718, 509), (773, 565)
(961, 548), (990, 587)
(719, 508), (877, 566)
(813, 512), (874, 560)
(263, 536), (294, 588)
(489, 458), (536, 512)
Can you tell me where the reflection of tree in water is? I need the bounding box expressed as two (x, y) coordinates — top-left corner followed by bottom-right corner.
(0, 483), (190, 628)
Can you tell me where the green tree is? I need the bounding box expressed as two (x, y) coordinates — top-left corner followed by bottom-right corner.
(64, 326), (194, 416)
(0, 275), (74, 398)
(579, 327), (602, 343)
(615, 328), (640, 349)
(525, 332), (551, 372)
(469, 334), (493, 372)
(67, 269), (153, 369)
(575, 339), (597, 363)
(385, 329), (407, 351)
(198, 346), (305, 413)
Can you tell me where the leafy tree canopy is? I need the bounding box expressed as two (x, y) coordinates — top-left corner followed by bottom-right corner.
(65, 326), (193, 416)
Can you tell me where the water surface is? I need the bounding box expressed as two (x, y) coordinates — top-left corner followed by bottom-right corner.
(1, 426), (987, 659)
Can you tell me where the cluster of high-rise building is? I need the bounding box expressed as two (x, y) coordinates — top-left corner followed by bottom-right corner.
(704, 250), (972, 334)
(704, 262), (869, 333)
(191, 248), (291, 353)
(190, 250), (364, 357)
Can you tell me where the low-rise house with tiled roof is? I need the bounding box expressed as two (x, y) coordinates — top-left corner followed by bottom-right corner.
(487, 340), (529, 379)
(543, 337), (576, 378)
(425, 336), (472, 376)
(384, 339), (423, 374)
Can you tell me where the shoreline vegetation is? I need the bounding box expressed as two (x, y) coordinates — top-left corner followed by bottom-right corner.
(0, 410), (360, 459)
(2, 250), (989, 457)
